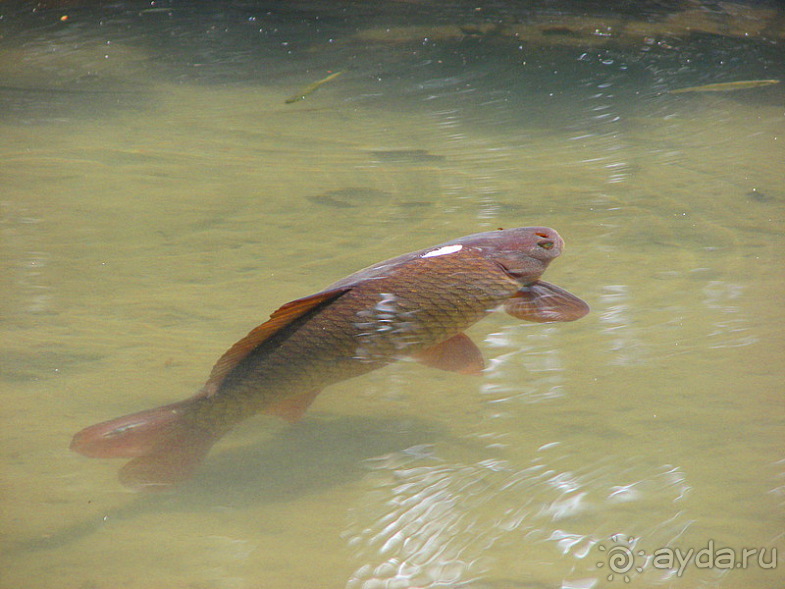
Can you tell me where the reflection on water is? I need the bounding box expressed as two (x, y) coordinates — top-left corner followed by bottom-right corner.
(1, 1), (783, 588)
(345, 445), (696, 588)
(598, 285), (647, 366)
(481, 325), (569, 410)
(702, 281), (758, 350)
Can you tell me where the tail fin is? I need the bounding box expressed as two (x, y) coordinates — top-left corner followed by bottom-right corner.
(70, 399), (222, 491)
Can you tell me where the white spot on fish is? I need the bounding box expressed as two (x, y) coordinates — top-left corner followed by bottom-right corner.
(353, 293), (422, 361)
(374, 292), (398, 313)
(421, 244), (462, 258)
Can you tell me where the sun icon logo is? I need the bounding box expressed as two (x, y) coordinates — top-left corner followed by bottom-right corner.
(596, 535), (646, 582)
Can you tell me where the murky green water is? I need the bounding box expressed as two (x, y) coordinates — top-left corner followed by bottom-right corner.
(1, 2), (783, 588)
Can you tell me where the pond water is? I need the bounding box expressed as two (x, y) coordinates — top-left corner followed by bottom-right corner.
(1, 1), (783, 588)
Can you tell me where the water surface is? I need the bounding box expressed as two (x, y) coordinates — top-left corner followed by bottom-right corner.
(1, 2), (783, 588)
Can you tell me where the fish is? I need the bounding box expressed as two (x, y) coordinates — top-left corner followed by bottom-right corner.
(70, 227), (589, 490)
(668, 79), (779, 94)
(284, 71), (344, 104)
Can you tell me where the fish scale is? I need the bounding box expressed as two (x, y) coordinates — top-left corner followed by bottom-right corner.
(70, 227), (589, 490)
(198, 252), (516, 422)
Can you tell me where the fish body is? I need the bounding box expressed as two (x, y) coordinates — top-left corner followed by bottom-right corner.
(668, 79), (779, 94)
(71, 227), (588, 489)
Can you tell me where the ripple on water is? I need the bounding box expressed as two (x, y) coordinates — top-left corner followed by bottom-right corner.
(344, 443), (706, 588)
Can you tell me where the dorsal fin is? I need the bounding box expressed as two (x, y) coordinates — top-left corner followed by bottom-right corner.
(202, 288), (350, 396)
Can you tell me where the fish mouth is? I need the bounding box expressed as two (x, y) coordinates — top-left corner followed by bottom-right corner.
(494, 261), (542, 285)
(493, 228), (561, 284)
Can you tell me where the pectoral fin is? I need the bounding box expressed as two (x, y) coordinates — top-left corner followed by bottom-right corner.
(505, 281), (589, 323)
(413, 332), (484, 375)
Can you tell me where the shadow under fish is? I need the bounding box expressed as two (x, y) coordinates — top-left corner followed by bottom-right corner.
(306, 186), (393, 208)
(18, 414), (443, 553)
(368, 149), (447, 165)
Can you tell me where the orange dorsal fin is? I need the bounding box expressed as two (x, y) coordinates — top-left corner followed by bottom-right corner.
(262, 389), (322, 423)
(504, 280), (589, 323)
(202, 288), (350, 396)
(413, 332), (485, 375)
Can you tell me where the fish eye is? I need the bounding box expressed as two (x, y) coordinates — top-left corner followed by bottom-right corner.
(538, 240), (554, 250)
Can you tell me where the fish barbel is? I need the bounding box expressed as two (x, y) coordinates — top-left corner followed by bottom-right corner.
(71, 227), (589, 490)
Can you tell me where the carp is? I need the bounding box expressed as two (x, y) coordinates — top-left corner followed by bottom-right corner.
(71, 227), (588, 490)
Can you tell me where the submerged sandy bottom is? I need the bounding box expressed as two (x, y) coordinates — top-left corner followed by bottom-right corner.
(1, 5), (783, 588)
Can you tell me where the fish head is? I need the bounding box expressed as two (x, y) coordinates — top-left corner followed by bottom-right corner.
(468, 226), (564, 285)
(327, 226), (564, 292)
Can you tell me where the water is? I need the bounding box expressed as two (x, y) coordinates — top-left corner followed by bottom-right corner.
(1, 1), (783, 588)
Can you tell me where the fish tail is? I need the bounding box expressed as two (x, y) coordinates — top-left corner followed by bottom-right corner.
(70, 398), (223, 491)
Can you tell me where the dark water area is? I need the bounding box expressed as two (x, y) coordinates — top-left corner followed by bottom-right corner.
(1, 1), (783, 588)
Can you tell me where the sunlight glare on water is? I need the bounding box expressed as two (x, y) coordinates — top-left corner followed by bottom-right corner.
(1, 1), (783, 588)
